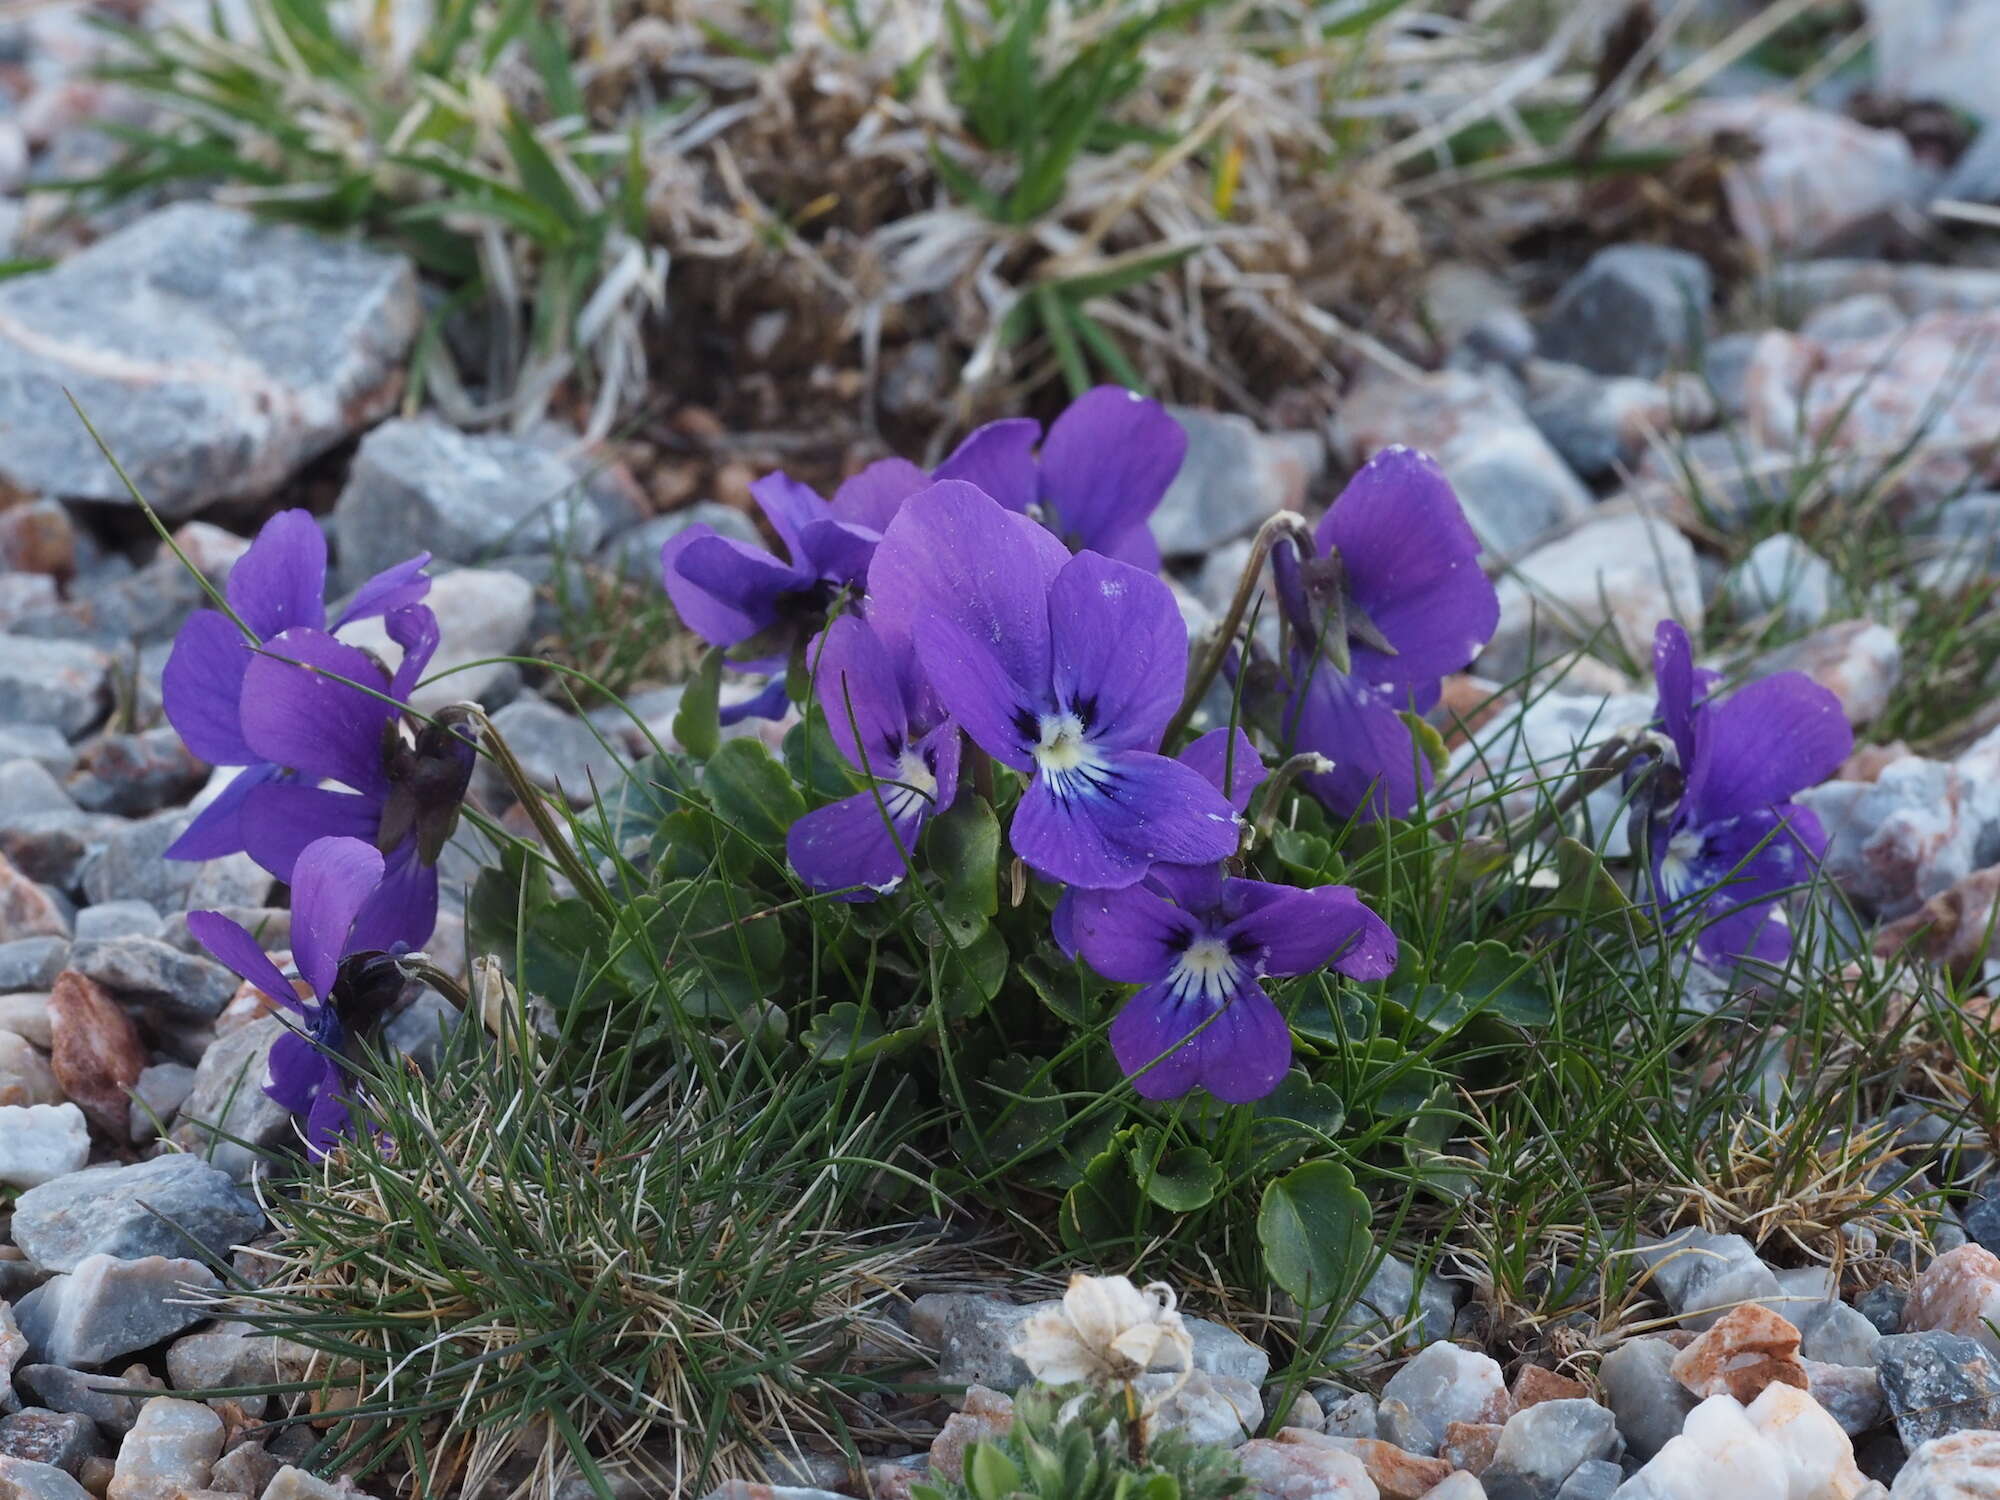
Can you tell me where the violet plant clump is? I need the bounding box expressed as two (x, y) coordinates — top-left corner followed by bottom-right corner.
(144, 382), (1863, 1317)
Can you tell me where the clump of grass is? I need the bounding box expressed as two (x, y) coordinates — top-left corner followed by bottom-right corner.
(81, 0), (663, 438)
(218, 1001), (945, 1499)
(535, 560), (705, 707)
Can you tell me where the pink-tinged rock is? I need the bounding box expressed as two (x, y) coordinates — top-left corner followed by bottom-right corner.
(0, 203), (418, 518)
(1796, 755), (1990, 919)
(1750, 621), (1901, 727)
(46, 970), (144, 1139)
(1878, 866), (2000, 975)
(1671, 1305), (1808, 1403)
(1280, 1430), (1449, 1499)
(1905, 1246), (2000, 1357)
(1771, 260), (2000, 319)
(1738, 331), (1823, 451)
(0, 854), (66, 942)
(1657, 99), (1922, 257)
(1798, 312), (2000, 506)
(925, 1385), (1014, 1484)
(0, 1029), (62, 1107)
(1805, 1358), (1888, 1438)
(1480, 509), (1701, 682)
(1892, 1429), (2000, 1497)
(166, 522), (253, 588)
(0, 500), (76, 579)
(1234, 1436), (1380, 1499)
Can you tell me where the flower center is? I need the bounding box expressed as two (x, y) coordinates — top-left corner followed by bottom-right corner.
(883, 747), (938, 821)
(1034, 712), (1092, 772)
(1659, 828), (1705, 899)
(1168, 936), (1240, 1004)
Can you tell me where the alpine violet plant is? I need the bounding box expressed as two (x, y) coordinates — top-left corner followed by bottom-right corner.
(1260, 447), (1499, 821)
(189, 835), (408, 1157)
(161, 509), (432, 861)
(1637, 620), (1851, 967)
(866, 480), (1240, 889)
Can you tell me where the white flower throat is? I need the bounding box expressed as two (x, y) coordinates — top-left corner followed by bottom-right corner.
(1168, 936), (1240, 1005)
(883, 747), (937, 821)
(1658, 828), (1705, 899)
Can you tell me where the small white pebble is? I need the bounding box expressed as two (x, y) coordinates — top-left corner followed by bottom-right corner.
(0, 1102), (90, 1188)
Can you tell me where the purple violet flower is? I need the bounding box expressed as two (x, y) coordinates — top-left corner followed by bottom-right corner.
(161, 510), (431, 862)
(1264, 447), (1498, 822)
(189, 836), (407, 1158)
(228, 619), (475, 954)
(660, 471), (896, 653)
(844, 386), (1184, 570)
(866, 481), (1240, 889)
(1051, 727), (1266, 958)
(786, 613), (962, 899)
(1071, 865), (1396, 1103)
(1640, 620), (1850, 967)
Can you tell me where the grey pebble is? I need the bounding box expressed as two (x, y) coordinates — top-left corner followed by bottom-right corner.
(10, 1154), (265, 1272)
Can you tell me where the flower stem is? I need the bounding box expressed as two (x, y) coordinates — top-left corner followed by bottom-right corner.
(1252, 751), (1336, 841)
(1164, 511), (1314, 748)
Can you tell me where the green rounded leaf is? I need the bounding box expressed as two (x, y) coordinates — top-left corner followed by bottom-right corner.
(1257, 1159), (1373, 1309)
(1135, 1143), (1222, 1213)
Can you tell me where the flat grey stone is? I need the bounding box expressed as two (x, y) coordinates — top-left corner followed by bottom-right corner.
(128, 1062), (195, 1144)
(1635, 1229), (1783, 1329)
(382, 991), (463, 1072)
(0, 639), (108, 738)
(1149, 408), (1311, 558)
(0, 1456), (91, 1500)
(1598, 1337), (1695, 1461)
(11, 1153), (265, 1271)
(1558, 1458), (1622, 1499)
(0, 202), (417, 516)
(1878, 1330), (2000, 1449)
(13, 1254), (220, 1368)
(1796, 1298), (1883, 1366)
(1482, 1399), (1620, 1500)
(1538, 244), (1712, 379)
(64, 936), (237, 1022)
(63, 727), (205, 817)
(71, 902), (160, 943)
(0, 759), (78, 824)
(1723, 533), (1840, 632)
(484, 698), (624, 809)
(0, 938), (66, 992)
(77, 810), (270, 912)
(333, 417), (602, 584)
(0, 811), (118, 891)
(14, 1364), (143, 1438)
(1857, 1284), (1906, 1334)
(168, 1014), (295, 1181)
(0, 726), (75, 777)
(606, 505), (758, 583)
(0, 1408), (105, 1475)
